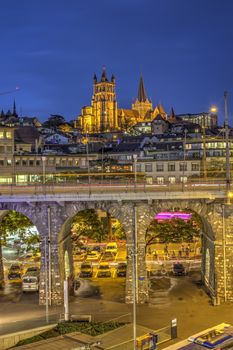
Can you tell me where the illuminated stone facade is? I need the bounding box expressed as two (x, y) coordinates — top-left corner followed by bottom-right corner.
(78, 68), (118, 133)
(77, 68), (167, 133)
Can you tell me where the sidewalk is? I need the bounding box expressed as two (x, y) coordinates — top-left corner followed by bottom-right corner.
(13, 323), (158, 350)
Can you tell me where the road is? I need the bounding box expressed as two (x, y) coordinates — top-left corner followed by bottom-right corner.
(1, 271), (233, 343)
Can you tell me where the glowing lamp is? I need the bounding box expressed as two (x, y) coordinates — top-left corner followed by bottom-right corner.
(210, 106), (217, 113)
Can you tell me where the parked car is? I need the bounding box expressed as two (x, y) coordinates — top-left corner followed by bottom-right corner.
(8, 271), (21, 280)
(86, 251), (100, 262)
(25, 266), (40, 276)
(79, 262), (93, 278)
(73, 251), (87, 262)
(8, 264), (22, 280)
(105, 242), (118, 255)
(101, 252), (115, 262)
(116, 263), (127, 277)
(97, 262), (111, 278)
(173, 263), (186, 276)
(92, 246), (102, 253)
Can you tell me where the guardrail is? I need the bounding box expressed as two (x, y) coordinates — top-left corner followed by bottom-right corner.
(105, 323), (173, 350)
(0, 181), (229, 196)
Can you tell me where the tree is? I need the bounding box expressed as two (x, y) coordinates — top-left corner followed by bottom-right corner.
(71, 210), (126, 249)
(146, 211), (203, 247)
(0, 211), (40, 282)
(42, 114), (66, 130)
(71, 209), (107, 246)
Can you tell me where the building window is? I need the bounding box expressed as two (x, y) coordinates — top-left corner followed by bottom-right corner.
(168, 163), (175, 171)
(156, 164), (164, 172)
(15, 159), (20, 166)
(6, 131), (12, 139)
(29, 160), (34, 166)
(7, 159), (12, 166)
(180, 176), (188, 183)
(6, 146), (12, 153)
(157, 177), (164, 184)
(191, 163), (200, 171)
(0, 160), (4, 166)
(48, 159), (54, 165)
(0, 146), (4, 153)
(22, 160), (27, 166)
(179, 163), (187, 171)
(145, 163), (152, 172)
(136, 164), (141, 172)
(36, 160), (40, 166)
(168, 176), (176, 184)
(0, 132), (4, 139)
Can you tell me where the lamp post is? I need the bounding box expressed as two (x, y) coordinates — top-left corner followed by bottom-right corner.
(182, 129), (187, 191)
(42, 156), (46, 184)
(47, 206), (52, 306)
(44, 236), (49, 323)
(132, 204), (138, 349)
(85, 127), (91, 188)
(133, 154), (138, 190)
(224, 91), (231, 203)
(222, 204), (227, 302)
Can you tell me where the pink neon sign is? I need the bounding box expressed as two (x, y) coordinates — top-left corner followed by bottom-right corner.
(155, 212), (192, 221)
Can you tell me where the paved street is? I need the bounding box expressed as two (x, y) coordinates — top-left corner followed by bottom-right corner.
(1, 271), (233, 345)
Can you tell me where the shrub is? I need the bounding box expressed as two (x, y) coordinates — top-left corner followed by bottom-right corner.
(16, 321), (125, 347)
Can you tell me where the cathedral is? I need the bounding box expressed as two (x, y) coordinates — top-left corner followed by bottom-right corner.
(76, 68), (167, 133)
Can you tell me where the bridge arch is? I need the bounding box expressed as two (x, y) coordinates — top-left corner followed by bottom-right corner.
(0, 204), (42, 303)
(57, 201), (135, 303)
(136, 200), (223, 302)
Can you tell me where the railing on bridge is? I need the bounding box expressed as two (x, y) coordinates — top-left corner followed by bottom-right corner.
(0, 174), (230, 197)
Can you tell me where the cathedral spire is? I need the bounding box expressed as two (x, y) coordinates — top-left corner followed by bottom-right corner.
(13, 100), (17, 116)
(101, 66), (108, 82)
(137, 75), (147, 102)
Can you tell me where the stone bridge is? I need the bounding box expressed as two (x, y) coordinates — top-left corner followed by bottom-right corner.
(0, 190), (232, 306)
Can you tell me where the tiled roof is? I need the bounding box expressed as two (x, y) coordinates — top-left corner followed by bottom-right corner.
(15, 126), (41, 144)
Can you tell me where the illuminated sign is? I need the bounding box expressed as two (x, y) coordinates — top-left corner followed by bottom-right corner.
(155, 212), (192, 221)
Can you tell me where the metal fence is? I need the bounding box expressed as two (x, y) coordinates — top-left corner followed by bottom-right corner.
(105, 323), (173, 350)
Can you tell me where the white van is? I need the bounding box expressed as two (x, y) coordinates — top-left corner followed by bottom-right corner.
(22, 275), (39, 292)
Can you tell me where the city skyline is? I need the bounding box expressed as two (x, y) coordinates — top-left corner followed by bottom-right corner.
(1, 0), (233, 124)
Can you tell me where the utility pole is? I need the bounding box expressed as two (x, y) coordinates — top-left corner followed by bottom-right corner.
(47, 206), (52, 306)
(132, 204), (138, 349)
(224, 91), (231, 202)
(182, 129), (187, 191)
(202, 126), (207, 179)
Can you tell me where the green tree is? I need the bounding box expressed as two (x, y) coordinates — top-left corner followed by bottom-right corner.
(71, 209), (107, 245)
(146, 211), (202, 247)
(0, 211), (40, 282)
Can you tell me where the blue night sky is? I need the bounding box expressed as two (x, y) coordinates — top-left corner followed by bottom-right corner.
(1, 0), (233, 124)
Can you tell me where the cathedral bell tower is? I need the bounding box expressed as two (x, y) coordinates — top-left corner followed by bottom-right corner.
(91, 67), (118, 132)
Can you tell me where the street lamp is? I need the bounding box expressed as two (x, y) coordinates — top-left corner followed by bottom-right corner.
(132, 204), (138, 349)
(85, 127), (91, 188)
(210, 106), (218, 113)
(224, 91), (231, 203)
(182, 129), (187, 191)
(42, 156), (46, 184)
(133, 154), (138, 189)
